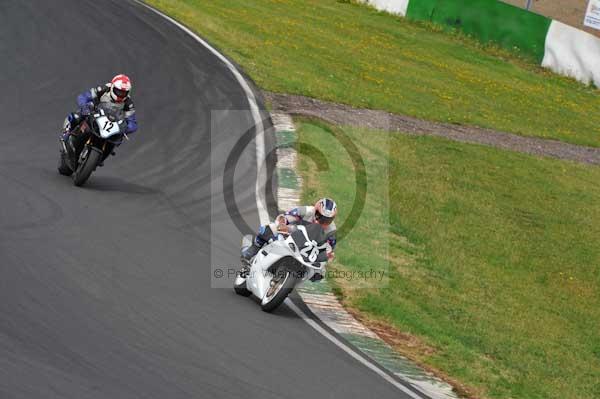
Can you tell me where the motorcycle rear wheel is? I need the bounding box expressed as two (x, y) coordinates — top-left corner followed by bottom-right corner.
(234, 274), (252, 297)
(58, 151), (73, 176)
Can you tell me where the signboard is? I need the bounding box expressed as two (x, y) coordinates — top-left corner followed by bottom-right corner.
(585, 0), (600, 30)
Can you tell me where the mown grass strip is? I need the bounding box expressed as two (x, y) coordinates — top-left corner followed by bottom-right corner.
(146, 0), (600, 146)
(297, 119), (600, 399)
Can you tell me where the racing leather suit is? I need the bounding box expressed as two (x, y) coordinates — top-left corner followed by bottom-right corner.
(278, 206), (337, 251)
(242, 206), (337, 280)
(63, 83), (138, 140)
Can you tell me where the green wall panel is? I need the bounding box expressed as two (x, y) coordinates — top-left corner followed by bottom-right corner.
(406, 0), (552, 62)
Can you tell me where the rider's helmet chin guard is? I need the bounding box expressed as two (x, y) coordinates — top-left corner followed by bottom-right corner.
(314, 198), (337, 226)
(110, 74), (132, 103)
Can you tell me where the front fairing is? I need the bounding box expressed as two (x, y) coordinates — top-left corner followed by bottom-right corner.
(89, 104), (126, 144)
(246, 239), (295, 299)
(246, 230), (326, 299)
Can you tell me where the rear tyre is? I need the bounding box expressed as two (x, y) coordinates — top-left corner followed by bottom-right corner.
(58, 152), (73, 176)
(73, 146), (102, 187)
(234, 274), (252, 297)
(260, 268), (297, 313)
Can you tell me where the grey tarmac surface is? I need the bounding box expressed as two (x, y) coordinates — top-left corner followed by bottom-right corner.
(0, 1), (414, 398)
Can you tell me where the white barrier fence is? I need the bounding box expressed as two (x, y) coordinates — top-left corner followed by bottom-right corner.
(361, 0), (600, 87)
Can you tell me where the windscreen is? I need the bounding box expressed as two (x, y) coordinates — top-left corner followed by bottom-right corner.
(97, 102), (125, 122)
(290, 224), (329, 264)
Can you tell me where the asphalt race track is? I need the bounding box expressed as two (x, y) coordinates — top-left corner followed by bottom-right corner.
(0, 1), (414, 398)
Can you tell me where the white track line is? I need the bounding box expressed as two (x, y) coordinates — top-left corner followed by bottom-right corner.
(133, 0), (269, 225)
(285, 299), (424, 399)
(134, 2), (424, 397)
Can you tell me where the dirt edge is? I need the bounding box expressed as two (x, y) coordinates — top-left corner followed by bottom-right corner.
(264, 91), (600, 166)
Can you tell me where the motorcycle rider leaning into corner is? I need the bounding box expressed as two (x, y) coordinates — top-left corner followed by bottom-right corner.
(241, 198), (338, 282)
(61, 74), (137, 163)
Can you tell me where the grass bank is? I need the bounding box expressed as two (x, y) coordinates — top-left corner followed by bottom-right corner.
(145, 0), (600, 146)
(297, 120), (600, 399)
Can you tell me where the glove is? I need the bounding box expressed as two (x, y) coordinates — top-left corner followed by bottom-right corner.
(310, 272), (323, 282)
(275, 214), (288, 234)
(118, 120), (128, 134)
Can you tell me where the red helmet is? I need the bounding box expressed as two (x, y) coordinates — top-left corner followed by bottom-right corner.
(314, 198), (337, 226)
(110, 74), (132, 103)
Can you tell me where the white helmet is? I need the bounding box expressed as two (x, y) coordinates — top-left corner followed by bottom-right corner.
(314, 198), (337, 225)
(110, 74), (132, 103)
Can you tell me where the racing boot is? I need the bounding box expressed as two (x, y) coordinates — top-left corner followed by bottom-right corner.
(241, 243), (260, 262)
(239, 243), (260, 278)
(242, 226), (273, 263)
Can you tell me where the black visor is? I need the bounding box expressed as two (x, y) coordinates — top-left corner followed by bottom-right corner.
(315, 210), (334, 225)
(113, 87), (129, 98)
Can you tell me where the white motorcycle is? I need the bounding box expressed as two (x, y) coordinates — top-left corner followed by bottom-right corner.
(234, 223), (328, 312)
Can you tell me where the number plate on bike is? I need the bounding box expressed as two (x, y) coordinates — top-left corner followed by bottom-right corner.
(96, 116), (120, 138)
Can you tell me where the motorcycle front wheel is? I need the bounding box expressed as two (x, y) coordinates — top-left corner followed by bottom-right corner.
(73, 146), (102, 187)
(260, 268), (297, 312)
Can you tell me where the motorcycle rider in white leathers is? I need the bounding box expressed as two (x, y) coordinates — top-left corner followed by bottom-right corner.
(242, 198), (338, 281)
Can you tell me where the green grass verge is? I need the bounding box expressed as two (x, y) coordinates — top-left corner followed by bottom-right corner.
(297, 120), (600, 399)
(146, 0), (600, 146)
